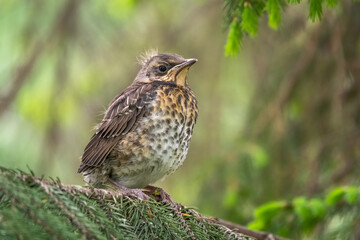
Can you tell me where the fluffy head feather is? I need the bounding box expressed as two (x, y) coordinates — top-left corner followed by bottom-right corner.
(137, 49), (158, 66)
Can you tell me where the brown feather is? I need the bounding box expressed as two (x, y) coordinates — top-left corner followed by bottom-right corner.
(78, 83), (155, 173)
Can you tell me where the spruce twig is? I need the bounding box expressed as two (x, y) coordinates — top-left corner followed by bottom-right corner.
(0, 166), (286, 240)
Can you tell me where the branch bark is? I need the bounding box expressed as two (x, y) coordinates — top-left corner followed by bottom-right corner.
(208, 218), (290, 240)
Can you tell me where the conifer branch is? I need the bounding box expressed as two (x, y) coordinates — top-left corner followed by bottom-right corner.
(0, 166), (289, 240)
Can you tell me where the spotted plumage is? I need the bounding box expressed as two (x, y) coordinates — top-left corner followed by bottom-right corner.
(78, 53), (198, 189)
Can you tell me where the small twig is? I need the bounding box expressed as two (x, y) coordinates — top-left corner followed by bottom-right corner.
(0, 174), (67, 240)
(39, 181), (95, 239)
(173, 205), (197, 240)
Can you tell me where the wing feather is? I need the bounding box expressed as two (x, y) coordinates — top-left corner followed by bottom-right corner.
(77, 83), (154, 173)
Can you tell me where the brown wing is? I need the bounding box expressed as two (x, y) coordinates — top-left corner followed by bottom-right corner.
(77, 83), (154, 173)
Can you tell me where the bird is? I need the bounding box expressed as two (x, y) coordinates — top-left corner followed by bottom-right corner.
(78, 51), (198, 201)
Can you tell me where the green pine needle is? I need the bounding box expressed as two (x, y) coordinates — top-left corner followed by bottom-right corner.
(287, 0), (301, 3)
(225, 19), (242, 56)
(325, 0), (338, 7)
(266, 0), (282, 30)
(241, 5), (259, 37)
(0, 166), (251, 240)
(309, 0), (323, 21)
(223, 0), (345, 56)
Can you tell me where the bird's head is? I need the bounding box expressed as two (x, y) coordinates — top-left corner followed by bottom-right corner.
(134, 52), (197, 87)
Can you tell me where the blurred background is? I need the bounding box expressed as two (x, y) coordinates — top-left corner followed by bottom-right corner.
(0, 0), (359, 238)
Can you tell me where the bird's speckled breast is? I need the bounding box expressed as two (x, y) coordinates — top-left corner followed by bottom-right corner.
(108, 84), (198, 188)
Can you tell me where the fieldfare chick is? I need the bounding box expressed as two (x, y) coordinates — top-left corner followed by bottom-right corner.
(78, 52), (198, 200)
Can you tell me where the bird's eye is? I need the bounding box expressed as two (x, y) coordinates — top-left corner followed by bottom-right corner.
(159, 65), (167, 72)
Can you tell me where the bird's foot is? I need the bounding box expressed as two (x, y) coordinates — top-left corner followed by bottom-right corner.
(144, 185), (179, 207)
(107, 179), (149, 201)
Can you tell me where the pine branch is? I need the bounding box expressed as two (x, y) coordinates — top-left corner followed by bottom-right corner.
(0, 166), (288, 240)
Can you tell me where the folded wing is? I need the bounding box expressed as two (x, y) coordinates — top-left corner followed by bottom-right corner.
(78, 83), (153, 173)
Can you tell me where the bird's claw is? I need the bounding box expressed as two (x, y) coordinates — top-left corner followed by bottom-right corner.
(107, 179), (150, 201)
(123, 188), (150, 201)
(144, 185), (179, 207)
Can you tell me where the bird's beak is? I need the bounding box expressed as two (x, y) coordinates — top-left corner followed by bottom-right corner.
(177, 58), (198, 70)
(172, 58), (198, 86)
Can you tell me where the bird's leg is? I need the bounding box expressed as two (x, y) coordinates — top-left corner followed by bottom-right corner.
(107, 179), (150, 201)
(144, 185), (179, 207)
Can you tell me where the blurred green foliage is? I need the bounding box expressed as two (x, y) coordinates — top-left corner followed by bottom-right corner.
(248, 186), (360, 238)
(224, 0), (355, 55)
(0, 0), (359, 239)
(225, 19), (243, 56)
